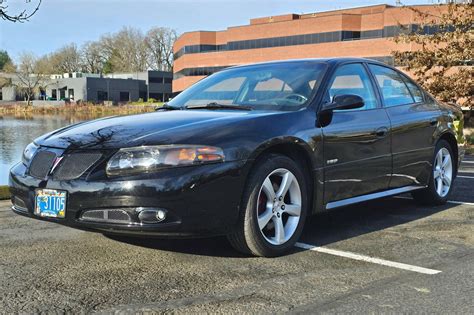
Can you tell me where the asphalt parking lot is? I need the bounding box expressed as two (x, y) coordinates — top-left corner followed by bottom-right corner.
(1, 156), (473, 314)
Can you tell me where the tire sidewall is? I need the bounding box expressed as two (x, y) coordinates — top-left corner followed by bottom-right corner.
(244, 155), (308, 256)
(428, 140), (454, 203)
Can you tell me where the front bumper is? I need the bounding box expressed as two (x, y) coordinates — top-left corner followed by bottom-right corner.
(9, 160), (248, 237)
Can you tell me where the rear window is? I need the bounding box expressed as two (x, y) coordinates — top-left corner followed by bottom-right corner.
(368, 64), (415, 107)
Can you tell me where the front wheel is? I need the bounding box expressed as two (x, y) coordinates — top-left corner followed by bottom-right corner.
(412, 140), (455, 205)
(228, 154), (308, 257)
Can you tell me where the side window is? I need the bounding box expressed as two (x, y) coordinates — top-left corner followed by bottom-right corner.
(368, 64), (415, 107)
(402, 77), (424, 103)
(327, 63), (378, 110)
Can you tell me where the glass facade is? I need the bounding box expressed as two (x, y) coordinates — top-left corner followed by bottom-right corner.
(173, 24), (443, 61)
(174, 56), (396, 80)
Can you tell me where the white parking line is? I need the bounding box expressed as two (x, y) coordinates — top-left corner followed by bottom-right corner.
(393, 195), (474, 206)
(295, 242), (441, 275)
(445, 200), (474, 206)
(458, 175), (474, 179)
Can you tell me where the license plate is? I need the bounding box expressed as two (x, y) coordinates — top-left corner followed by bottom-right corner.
(35, 189), (67, 218)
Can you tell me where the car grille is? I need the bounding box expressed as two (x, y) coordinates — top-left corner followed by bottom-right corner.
(80, 209), (132, 224)
(29, 151), (57, 179)
(53, 153), (102, 180)
(28, 150), (102, 181)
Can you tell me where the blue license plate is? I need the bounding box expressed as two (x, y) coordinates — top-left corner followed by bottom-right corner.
(35, 189), (67, 218)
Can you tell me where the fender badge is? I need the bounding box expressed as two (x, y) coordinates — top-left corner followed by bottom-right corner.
(327, 158), (338, 165)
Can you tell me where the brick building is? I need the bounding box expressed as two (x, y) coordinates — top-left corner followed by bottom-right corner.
(173, 4), (448, 93)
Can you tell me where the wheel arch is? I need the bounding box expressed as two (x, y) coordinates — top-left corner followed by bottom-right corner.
(243, 138), (318, 216)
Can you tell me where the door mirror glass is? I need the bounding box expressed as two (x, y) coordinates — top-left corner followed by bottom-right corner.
(323, 94), (365, 112)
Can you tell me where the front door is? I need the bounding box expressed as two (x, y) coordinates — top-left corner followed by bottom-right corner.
(321, 63), (392, 204)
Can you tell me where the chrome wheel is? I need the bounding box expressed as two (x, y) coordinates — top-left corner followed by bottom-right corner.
(256, 168), (302, 246)
(433, 147), (453, 198)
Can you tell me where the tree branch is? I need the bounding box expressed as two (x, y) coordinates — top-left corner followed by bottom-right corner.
(0, 0), (41, 23)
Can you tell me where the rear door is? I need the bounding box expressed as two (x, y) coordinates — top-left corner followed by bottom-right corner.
(321, 62), (392, 204)
(367, 64), (440, 188)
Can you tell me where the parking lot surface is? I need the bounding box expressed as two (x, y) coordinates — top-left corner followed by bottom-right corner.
(1, 157), (473, 313)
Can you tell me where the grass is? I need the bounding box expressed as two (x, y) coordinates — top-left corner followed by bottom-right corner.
(0, 103), (156, 117)
(0, 186), (9, 200)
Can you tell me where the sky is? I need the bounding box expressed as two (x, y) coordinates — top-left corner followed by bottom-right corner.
(1, 0), (440, 61)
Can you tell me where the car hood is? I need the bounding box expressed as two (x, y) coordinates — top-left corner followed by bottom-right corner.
(35, 110), (278, 150)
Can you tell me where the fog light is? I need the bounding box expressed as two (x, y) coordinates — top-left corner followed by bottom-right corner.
(156, 210), (166, 221)
(137, 208), (167, 224)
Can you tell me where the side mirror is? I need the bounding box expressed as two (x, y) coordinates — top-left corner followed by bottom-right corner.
(322, 94), (364, 112)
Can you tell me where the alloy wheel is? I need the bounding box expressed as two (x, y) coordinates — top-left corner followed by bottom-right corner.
(433, 147), (453, 198)
(256, 168), (302, 245)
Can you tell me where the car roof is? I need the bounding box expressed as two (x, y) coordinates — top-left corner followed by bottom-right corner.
(228, 57), (387, 69)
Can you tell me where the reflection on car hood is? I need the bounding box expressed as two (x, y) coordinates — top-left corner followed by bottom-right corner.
(35, 110), (276, 150)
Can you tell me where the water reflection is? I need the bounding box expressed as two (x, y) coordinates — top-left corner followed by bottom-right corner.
(0, 112), (107, 185)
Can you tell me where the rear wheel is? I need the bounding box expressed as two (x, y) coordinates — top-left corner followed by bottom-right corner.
(228, 154), (308, 257)
(412, 140), (454, 205)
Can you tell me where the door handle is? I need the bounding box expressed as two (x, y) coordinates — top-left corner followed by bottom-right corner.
(374, 127), (389, 138)
(430, 118), (438, 126)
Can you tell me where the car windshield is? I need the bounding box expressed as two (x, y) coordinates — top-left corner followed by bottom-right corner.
(168, 61), (327, 111)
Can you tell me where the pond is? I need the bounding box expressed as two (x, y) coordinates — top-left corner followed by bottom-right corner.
(0, 113), (107, 185)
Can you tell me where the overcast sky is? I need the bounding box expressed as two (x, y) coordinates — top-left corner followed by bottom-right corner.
(1, 0), (439, 61)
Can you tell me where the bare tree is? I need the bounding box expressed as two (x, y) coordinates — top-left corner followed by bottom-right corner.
(101, 27), (149, 72)
(0, 0), (41, 22)
(49, 43), (83, 73)
(146, 27), (178, 71)
(15, 52), (46, 105)
(81, 41), (108, 74)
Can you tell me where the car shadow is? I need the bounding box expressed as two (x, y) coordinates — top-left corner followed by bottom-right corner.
(105, 233), (246, 258)
(300, 196), (458, 246)
(104, 196), (458, 257)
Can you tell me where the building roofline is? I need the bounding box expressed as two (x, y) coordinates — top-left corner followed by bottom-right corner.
(176, 3), (445, 41)
(225, 57), (386, 70)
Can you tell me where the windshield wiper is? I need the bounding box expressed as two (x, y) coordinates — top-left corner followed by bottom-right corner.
(155, 103), (182, 111)
(185, 102), (252, 111)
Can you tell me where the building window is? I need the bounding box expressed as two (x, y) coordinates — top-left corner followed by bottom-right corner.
(68, 89), (74, 99)
(51, 89), (57, 100)
(149, 77), (164, 84)
(59, 89), (66, 100)
(97, 91), (108, 101)
(120, 92), (130, 102)
(164, 77), (172, 84)
(149, 93), (164, 101)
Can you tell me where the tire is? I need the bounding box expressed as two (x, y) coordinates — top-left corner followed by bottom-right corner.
(412, 140), (455, 205)
(228, 154), (308, 257)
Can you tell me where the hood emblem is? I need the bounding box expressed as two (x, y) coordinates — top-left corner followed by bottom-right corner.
(50, 156), (64, 174)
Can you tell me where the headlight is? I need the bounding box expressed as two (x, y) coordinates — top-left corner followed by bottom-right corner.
(22, 142), (39, 165)
(106, 145), (225, 176)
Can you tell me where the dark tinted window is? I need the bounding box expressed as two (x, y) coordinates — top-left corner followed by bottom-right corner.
(327, 63), (378, 110)
(369, 64), (415, 107)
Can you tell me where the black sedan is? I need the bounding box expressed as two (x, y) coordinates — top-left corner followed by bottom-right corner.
(9, 58), (465, 256)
